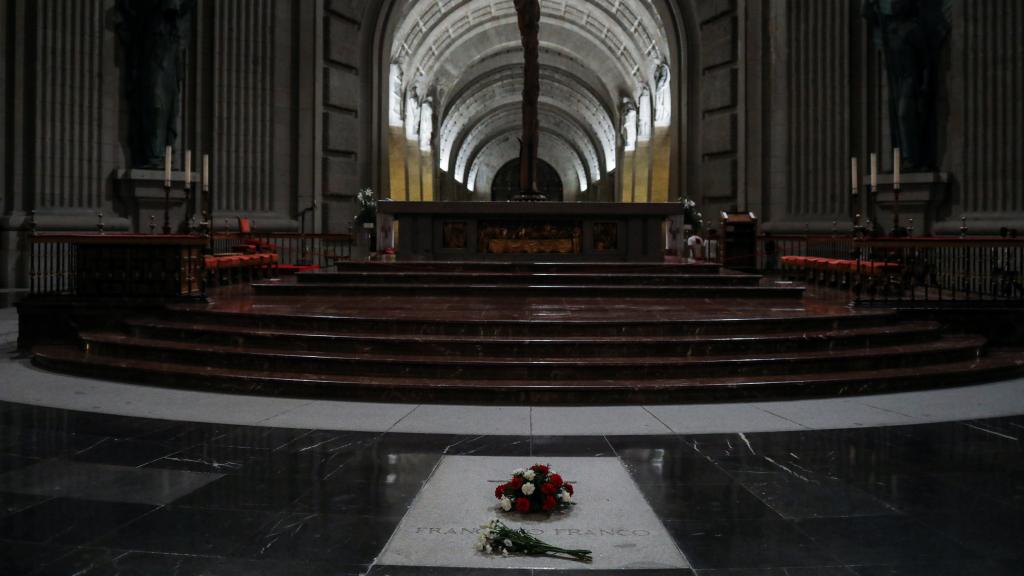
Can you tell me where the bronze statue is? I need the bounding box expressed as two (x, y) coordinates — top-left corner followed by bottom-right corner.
(117, 0), (196, 169)
(863, 0), (950, 171)
(515, 0), (543, 200)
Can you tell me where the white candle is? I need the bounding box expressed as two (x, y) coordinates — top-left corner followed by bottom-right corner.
(202, 155), (210, 192)
(893, 148), (901, 189)
(184, 150), (192, 190)
(870, 153), (878, 189)
(164, 145), (172, 188)
(851, 157), (859, 193)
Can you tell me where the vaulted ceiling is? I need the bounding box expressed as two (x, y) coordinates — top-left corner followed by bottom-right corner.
(389, 0), (671, 199)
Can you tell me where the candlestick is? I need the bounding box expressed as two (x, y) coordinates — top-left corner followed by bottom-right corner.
(892, 148), (901, 236)
(163, 180), (172, 235)
(164, 145), (172, 188)
(870, 153), (878, 189)
(184, 150), (192, 190)
(893, 148), (901, 189)
(202, 155), (210, 192)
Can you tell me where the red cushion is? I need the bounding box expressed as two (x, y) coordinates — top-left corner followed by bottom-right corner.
(238, 218), (252, 234)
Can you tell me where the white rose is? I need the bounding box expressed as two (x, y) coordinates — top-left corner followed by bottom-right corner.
(485, 544), (493, 554)
(523, 470), (536, 481)
(499, 497), (512, 512)
(504, 538), (513, 548)
(512, 468), (525, 476)
(561, 491), (572, 503)
(502, 548), (509, 557)
(521, 482), (535, 496)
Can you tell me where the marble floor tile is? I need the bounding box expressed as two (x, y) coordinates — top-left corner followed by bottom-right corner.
(392, 405), (531, 436)
(0, 497), (157, 546)
(646, 404), (801, 434)
(531, 407), (671, 436)
(258, 401), (419, 432)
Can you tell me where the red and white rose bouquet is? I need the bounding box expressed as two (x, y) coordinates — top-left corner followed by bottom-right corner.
(494, 464), (575, 514)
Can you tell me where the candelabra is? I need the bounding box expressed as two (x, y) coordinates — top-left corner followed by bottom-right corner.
(149, 215), (157, 235)
(96, 212), (105, 235)
(960, 216), (968, 238)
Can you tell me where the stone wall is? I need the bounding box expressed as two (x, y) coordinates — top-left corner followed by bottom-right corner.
(3, 0), (1023, 299)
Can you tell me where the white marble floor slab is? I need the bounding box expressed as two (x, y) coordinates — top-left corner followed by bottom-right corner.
(376, 455), (689, 571)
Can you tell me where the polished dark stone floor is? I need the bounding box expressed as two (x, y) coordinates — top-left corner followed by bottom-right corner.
(0, 401), (1021, 575)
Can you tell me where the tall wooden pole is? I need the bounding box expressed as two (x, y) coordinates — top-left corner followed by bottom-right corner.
(514, 0), (544, 201)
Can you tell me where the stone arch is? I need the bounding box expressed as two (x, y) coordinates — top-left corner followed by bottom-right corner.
(371, 0), (698, 203)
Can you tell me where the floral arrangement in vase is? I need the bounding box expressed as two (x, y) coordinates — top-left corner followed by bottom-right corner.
(494, 464), (574, 513)
(679, 196), (703, 232)
(355, 188), (377, 228)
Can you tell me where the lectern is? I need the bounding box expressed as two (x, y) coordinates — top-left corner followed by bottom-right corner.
(721, 211), (758, 272)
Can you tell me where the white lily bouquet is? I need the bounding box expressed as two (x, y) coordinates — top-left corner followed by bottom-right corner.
(477, 518), (592, 562)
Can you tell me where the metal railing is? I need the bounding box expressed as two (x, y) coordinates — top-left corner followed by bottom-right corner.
(853, 237), (1024, 304)
(211, 232), (354, 268)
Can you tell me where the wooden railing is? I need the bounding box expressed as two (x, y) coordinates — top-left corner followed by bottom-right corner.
(211, 232), (353, 268)
(29, 234), (206, 298)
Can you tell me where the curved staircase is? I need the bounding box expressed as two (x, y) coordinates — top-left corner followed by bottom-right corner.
(31, 262), (1024, 404)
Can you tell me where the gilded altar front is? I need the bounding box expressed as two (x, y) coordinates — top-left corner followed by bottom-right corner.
(478, 222), (581, 255)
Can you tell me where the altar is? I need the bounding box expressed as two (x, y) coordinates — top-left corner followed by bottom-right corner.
(378, 202), (683, 262)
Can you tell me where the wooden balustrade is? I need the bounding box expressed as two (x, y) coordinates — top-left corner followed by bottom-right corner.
(29, 234), (206, 298)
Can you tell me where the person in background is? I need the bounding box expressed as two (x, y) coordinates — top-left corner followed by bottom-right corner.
(687, 231), (705, 262)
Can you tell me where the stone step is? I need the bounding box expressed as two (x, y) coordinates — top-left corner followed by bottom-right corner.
(161, 306), (900, 338)
(251, 281), (806, 299)
(124, 318), (944, 358)
(330, 262), (722, 275)
(296, 271), (762, 287)
(77, 332), (986, 381)
(32, 345), (1024, 405)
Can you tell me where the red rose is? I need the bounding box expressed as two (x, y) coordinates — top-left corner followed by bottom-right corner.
(549, 474), (563, 487)
(540, 482), (556, 495)
(509, 477), (524, 490)
(542, 495), (557, 511)
(563, 483), (574, 495)
(515, 498), (531, 513)
(531, 464), (550, 475)
(495, 484), (506, 499)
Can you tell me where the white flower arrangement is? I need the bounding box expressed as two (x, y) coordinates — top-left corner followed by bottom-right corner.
(477, 518), (591, 562)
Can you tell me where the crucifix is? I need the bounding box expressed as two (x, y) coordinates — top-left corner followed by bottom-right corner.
(514, 0), (545, 201)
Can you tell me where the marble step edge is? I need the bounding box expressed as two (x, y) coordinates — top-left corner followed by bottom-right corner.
(251, 283), (805, 297)
(329, 262), (722, 271)
(153, 306), (902, 337)
(30, 346), (1024, 405)
(77, 331), (986, 370)
(294, 273), (761, 284)
(124, 317), (943, 345)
